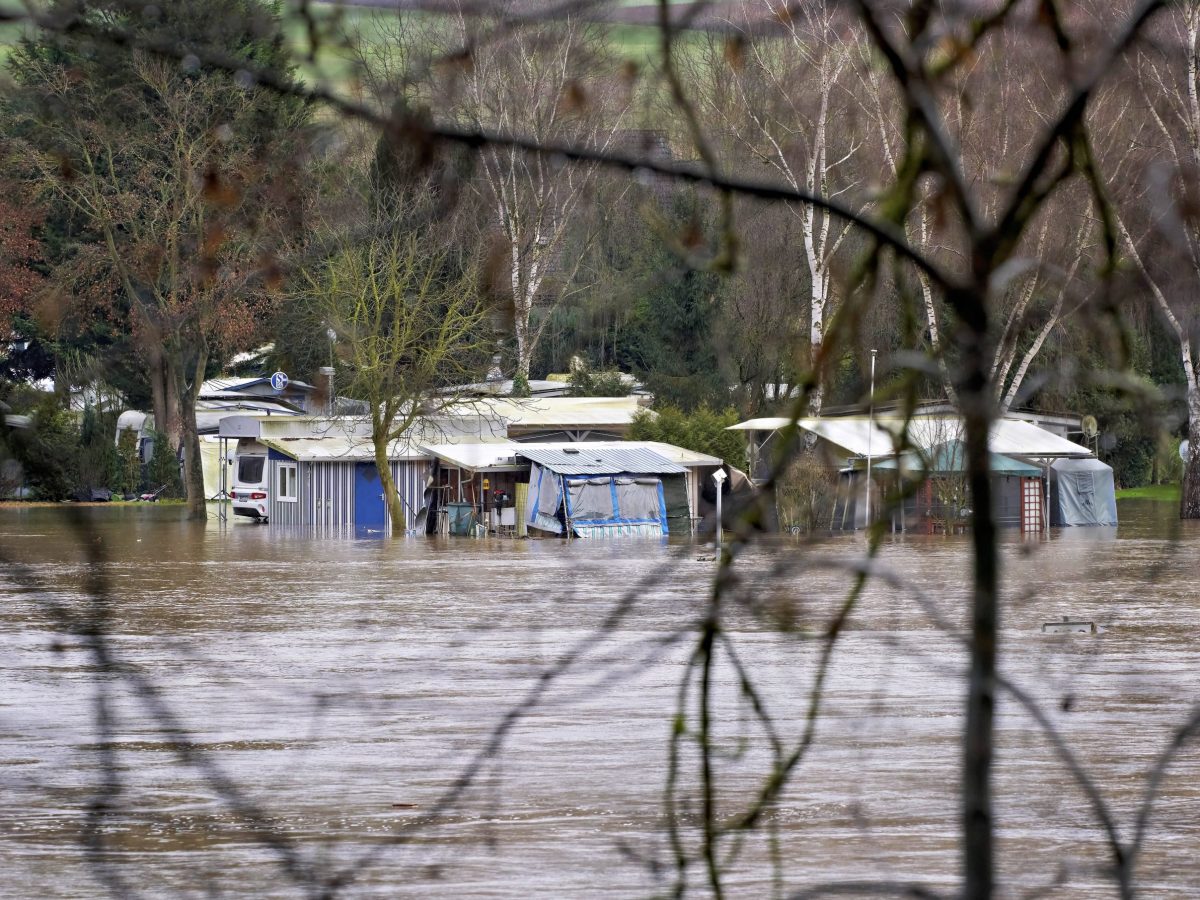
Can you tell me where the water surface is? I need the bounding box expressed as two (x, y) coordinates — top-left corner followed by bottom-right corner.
(2, 500), (1198, 897)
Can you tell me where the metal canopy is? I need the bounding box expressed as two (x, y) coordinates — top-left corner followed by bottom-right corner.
(566, 440), (723, 467)
(517, 445), (687, 475)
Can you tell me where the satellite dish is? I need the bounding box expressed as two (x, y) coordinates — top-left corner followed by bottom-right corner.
(1081, 415), (1098, 439)
(1181, 440), (1190, 462)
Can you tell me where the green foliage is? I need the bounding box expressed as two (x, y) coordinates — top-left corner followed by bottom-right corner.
(146, 430), (183, 499)
(115, 428), (142, 496)
(5, 0), (308, 468)
(76, 405), (119, 494)
(567, 365), (632, 397)
(619, 252), (726, 410)
(630, 404), (747, 470)
(8, 398), (78, 500)
(533, 190), (729, 408)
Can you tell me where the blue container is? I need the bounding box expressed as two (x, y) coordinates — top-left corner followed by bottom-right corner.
(446, 502), (475, 536)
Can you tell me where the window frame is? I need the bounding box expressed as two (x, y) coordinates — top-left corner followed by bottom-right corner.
(237, 455), (265, 485)
(277, 462), (298, 503)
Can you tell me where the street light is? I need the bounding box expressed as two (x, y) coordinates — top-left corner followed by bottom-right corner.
(712, 468), (728, 551)
(323, 326), (338, 417)
(865, 349), (878, 528)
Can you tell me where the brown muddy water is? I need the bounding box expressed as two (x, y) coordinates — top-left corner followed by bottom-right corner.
(1, 500), (1198, 898)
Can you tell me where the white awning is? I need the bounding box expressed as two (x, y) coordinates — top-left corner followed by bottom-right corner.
(728, 415), (1092, 459)
(422, 442), (527, 472)
(727, 417), (793, 432)
(263, 436), (427, 462)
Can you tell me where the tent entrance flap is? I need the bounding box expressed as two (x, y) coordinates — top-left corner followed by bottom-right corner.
(527, 462), (564, 534)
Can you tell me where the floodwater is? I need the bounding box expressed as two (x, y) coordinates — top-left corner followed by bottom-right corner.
(1, 501), (1199, 898)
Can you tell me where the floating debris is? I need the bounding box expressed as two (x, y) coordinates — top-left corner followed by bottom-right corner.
(1042, 616), (1097, 634)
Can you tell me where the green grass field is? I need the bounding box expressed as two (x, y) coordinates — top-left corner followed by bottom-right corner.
(0, 2), (682, 83)
(282, 3), (682, 87)
(1115, 484), (1180, 502)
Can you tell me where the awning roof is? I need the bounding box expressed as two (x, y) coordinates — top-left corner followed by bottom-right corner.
(729, 415), (1092, 459)
(411, 439), (720, 473)
(569, 440), (722, 467)
(444, 396), (647, 430)
(423, 441), (526, 472)
(517, 444), (686, 475)
(263, 436), (426, 462)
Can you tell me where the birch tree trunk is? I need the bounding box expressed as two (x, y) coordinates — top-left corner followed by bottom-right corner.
(1184, 388), (1200, 519)
(713, 0), (855, 418)
(453, 16), (616, 387)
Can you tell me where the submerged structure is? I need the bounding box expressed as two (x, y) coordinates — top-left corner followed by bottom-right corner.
(218, 405), (727, 538)
(730, 412), (1117, 532)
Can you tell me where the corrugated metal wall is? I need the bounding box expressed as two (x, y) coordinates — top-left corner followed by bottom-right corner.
(310, 461), (355, 534)
(267, 456), (430, 535)
(387, 460), (430, 535)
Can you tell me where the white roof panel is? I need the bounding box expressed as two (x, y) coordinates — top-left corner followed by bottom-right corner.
(263, 436), (427, 462)
(423, 442), (526, 472)
(727, 417), (793, 432)
(517, 445), (687, 475)
(729, 415), (1092, 459)
(443, 396), (647, 430)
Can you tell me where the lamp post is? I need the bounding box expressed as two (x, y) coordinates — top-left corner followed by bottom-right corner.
(712, 468), (728, 552)
(865, 349), (878, 528)
(323, 326), (337, 416)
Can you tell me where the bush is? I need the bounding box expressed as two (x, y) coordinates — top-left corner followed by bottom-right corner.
(567, 364), (632, 397)
(76, 406), (120, 496)
(630, 404), (748, 471)
(116, 428), (143, 496)
(10, 399), (79, 500)
(777, 459), (839, 533)
(146, 430), (183, 498)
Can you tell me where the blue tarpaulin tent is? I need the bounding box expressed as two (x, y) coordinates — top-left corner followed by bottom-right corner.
(522, 447), (685, 538)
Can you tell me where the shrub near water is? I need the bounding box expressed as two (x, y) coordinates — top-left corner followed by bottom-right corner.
(777, 459), (839, 533)
(146, 430), (184, 499)
(9, 399), (78, 500)
(630, 405), (747, 471)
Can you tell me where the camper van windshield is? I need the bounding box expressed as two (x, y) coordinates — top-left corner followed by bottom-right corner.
(238, 456), (265, 483)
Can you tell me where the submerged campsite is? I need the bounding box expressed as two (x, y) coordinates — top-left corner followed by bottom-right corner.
(106, 373), (1117, 539)
(6, 1), (1200, 898)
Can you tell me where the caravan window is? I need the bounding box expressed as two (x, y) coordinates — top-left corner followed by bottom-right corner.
(237, 456), (265, 484)
(277, 463), (298, 502)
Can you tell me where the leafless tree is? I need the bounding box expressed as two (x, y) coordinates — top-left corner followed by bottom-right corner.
(5, 3), (1200, 900)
